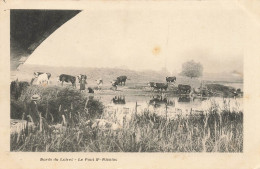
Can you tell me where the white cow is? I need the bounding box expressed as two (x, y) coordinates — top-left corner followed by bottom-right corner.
(36, 73), (49, 86)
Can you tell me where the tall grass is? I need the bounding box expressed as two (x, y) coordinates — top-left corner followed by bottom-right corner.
(10, 86), (243, 152)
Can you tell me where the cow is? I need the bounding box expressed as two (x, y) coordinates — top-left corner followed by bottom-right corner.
(31, 72), (51, 85)
(58, 74), (76, 87)
(178, 84), (191, 94)
(116, 76), (128, 86)
(111, 80), (120, 90)
(166, 76), (176, 83)
(34, 72), (51, 79)
(112, 96), (126, 104)
(96, 78), (103, 90)
(147, 82), (156, 90)
(36, 73), (49, 86)
(154, 83), (168, 91)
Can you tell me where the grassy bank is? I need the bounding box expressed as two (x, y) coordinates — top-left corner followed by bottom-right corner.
(10, 110), (243, 152)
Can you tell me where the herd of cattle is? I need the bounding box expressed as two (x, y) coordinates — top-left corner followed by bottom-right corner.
(27, 72), (191, 93)
(11, 71), (198, 99)
(30, 72), (127, 91)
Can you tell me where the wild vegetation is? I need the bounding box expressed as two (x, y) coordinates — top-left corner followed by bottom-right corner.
(10, 85), (243, 152)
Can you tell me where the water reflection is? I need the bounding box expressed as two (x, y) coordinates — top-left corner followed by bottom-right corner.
(112, 96), (126, 105)
(149, 95), (175, 108)
(178, 96), (191, 102)
(97, 93), (243, 114)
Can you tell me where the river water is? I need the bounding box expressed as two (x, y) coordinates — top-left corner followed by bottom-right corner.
(92, 91), (243, 118)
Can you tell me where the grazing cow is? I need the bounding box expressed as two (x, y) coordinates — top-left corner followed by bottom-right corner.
(112, 96), (126, 104)
(154, 83), (168, 91)
(116, 76), (128, 86)
(166, 76), (176, 83)
(178, 84), (191, 94)
(96, 78), (103, 90)
(58, 74), (76, 87)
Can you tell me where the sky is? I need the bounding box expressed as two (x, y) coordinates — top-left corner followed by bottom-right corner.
(25, 3), (245, 74)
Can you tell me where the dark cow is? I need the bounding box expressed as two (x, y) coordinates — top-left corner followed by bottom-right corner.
(178, 84), (191, 94)
(154, 83), (168, 91)
(166, 76), (176, 83)
(10, 80), (30, 100)
(58, 74), (76, 87)
(112, 96), (126, 104)
(116, 76), (128, 86)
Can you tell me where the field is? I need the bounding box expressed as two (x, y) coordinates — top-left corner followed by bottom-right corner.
(10, 83), (243, 152)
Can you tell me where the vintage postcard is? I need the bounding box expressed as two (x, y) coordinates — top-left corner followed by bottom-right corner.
(1, 0), (260, 169)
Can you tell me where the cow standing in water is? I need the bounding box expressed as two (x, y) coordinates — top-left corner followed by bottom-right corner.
(166, 76), (176, 83)
(116, 76), (128, 86)
(58, 74), (77, 88)
(154, 83), (168, 91)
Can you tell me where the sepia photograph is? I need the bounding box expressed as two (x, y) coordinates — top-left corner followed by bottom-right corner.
(10, 7), (244, 153)
(2, 0), (260, 168)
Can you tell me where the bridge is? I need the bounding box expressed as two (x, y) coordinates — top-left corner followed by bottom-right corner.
(11, 10), (81, 70)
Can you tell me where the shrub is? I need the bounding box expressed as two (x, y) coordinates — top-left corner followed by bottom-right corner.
(12, 85), (104, 125)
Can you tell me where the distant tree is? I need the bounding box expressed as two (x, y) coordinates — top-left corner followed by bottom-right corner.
(180, 60), (203, 79)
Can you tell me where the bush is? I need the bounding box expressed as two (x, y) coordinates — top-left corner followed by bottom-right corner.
(11, 85), (104, 125)
(206, 84), (236, 97)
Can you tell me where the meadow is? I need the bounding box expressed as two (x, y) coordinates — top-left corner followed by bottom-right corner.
(10, 85), (243, 152)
